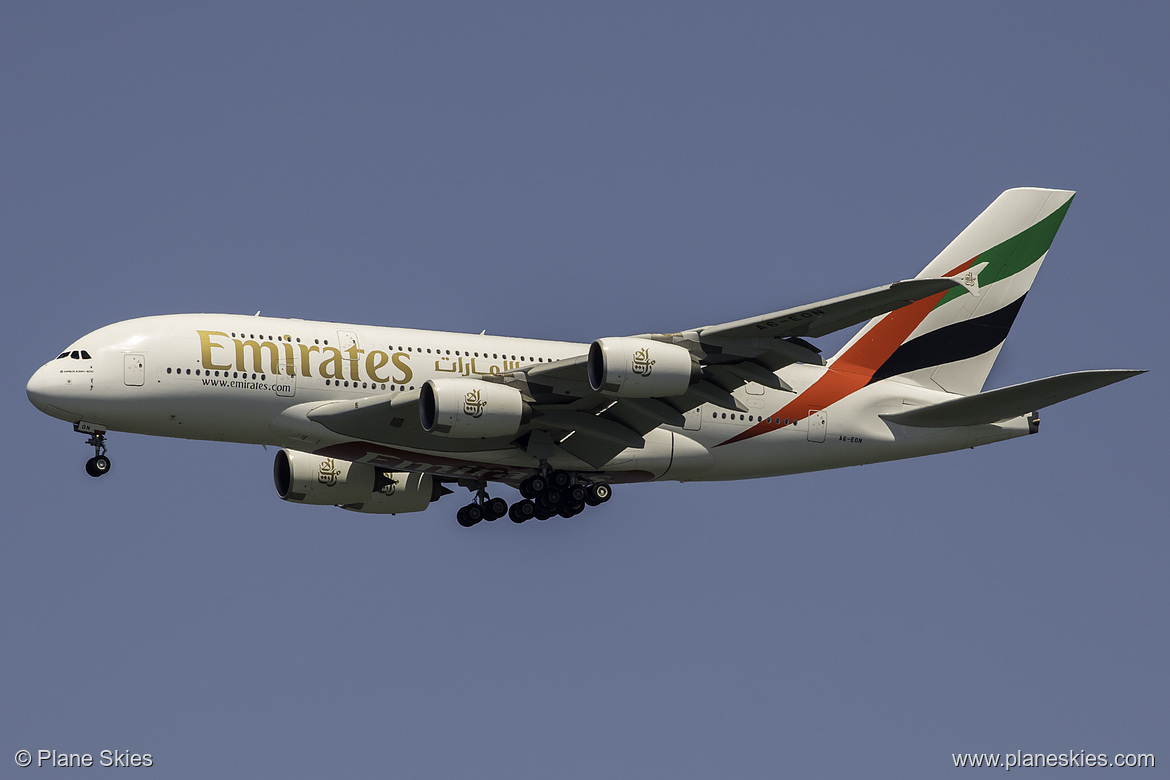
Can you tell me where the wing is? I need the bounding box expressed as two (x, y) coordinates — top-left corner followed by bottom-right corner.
(686, 278), (963, 342)
(524, 277), (964, 467)
(305, 278), (965, 471)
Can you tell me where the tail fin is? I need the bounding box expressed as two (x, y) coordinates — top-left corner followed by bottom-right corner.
(830, 187), (1075, 395)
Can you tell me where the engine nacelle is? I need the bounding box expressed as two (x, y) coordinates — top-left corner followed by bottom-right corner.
(587, 337), (697, 398)
(419, 378), (529, 438)
(273, 449), (435, 514)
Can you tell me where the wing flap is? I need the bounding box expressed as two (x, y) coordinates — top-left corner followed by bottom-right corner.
(534, 410), (646, 448)
(555, 430), (628, 469)
(708, 360), (794, 392)
(881, 369), (1145, 428)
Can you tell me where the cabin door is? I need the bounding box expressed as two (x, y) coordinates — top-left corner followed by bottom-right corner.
(124, 354), (145, 386)
(807, 409), (827, 442)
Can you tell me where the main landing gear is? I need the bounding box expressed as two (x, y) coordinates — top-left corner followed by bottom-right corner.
(82, 429), (112, 477)
(456, 486), (510, 528)
(455, 471), (612, 527)
(518, 470), (612, 522)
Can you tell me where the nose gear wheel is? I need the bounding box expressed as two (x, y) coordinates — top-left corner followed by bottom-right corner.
(81, 430), (111, 478)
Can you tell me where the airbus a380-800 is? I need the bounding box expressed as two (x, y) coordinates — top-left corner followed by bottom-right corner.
(27, 188), (1143, 526)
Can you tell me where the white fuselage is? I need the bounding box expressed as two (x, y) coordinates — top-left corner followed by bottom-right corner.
(27, 314), (1031, 486)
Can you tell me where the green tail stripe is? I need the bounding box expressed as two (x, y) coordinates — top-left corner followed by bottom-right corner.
(936, 196), (1074, 308)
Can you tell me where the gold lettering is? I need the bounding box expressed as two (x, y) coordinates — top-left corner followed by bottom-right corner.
(198, 330), (234, 371)
(234, 339), (281, 375)
(366, 350), (391, 383)
(281, 339), (295, 370)
(297, 344), (320, 378)
(391, 352), (412, 384)
(345, 345), (364, 381)
(319, 347), (345, 380)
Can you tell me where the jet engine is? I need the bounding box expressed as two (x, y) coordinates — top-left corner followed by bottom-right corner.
(419, 378), (530, 438)
(273, 449), (436, 514)
(587, 337), (698, 397)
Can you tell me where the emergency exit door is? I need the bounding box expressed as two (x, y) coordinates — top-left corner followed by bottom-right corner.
(124, 354), (145, 386)
(807, 409), (827, 442)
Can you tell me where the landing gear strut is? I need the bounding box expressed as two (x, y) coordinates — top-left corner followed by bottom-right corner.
(83, 430), (111, 478)
(456, 483), (510, 527)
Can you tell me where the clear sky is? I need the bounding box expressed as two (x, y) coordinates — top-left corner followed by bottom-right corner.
(3, 3), (1165, 777)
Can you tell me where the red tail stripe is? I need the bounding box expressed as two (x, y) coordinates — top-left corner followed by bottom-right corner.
(717, 286), (953, 447)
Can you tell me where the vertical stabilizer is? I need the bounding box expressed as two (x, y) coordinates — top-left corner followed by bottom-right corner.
(830, 188), (1075, 396)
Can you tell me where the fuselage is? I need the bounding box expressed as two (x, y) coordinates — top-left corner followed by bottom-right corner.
(26, 314), (1032, 487)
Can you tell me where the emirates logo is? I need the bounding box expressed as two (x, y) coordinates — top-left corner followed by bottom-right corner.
(632, 347), (655, 377)
(464, 388), (487, 418)
(379, 473), (399, 496)
(317, 458), (341, 487)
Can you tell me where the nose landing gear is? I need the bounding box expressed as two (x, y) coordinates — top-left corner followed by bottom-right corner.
(79, 427), (111, 477)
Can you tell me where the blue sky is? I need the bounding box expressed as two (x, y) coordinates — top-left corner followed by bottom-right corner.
(3, 3), (1165, 777)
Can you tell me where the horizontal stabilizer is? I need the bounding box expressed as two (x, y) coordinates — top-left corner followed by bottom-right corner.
(881, 369), (1145, 428)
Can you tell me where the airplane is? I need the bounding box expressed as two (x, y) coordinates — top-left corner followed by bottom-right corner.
(26, 187), (1143, 526)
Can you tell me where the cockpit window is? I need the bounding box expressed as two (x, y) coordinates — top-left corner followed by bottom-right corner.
(80, 350), (92, 359)
(55, 350), (92, 360)
(57, 352), (69, 359)
(71, 350), (81, 359)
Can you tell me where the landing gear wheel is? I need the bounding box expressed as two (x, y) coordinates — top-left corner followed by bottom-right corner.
(81, 429), (111, 478)
(521, 474), (547, 498)
(585, 483), (611, 506)
(558, 501), (586, 519)
(85, 455), (111, 478)
(484, 497), (509, 521)
(457, 503), (485, 527)
(509, 500), (536, 523)
(549, 470), (571, 489)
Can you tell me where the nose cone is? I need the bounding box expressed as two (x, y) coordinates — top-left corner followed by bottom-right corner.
(26, 363), (51, 413)
(26, 362), (78, 422)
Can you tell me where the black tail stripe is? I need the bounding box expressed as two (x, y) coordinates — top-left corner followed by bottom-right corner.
(867, 294), (1027, 385)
